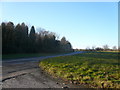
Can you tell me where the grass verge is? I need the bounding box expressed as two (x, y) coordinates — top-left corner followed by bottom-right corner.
(39, 52), (120, 88)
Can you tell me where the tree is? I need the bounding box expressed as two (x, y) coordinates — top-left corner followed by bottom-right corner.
(112, 46), (117, 51)
(86, 46), (90, 51)
(6, 22), (15, 53)
(103, 44), (109, 51)
(20, 22), (29, 53)
(60, 37), (73, 52)
(0, 24), (1, 54)
(61, 37), (67, 45)
(2, 22), (15, 54)
(36, 33), (43, 52)
(2, 21), (73, 54)
(118, 46), (120, 51)
(2, 22), (7, 54)
(14, 23), (29, 53)
(92, 46), (96, 50)
(95, 47), (103, 51)
(29, 26), (36, 53)
(65, 41), (72, 51)
(14, 23), (24, 53)
(29, 26), (36, 41)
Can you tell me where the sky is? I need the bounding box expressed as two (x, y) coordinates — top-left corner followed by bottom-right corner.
(1, 2), (118, 49)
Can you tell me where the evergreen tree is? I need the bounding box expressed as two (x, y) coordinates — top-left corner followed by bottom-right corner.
(2, 22), (73, 54)
(14, 23), (23, 53)
(2, 22), (15, 54)
(29, 26), (36, 52)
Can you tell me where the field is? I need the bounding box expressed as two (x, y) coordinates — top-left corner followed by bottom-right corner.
(39, 52), (120, 88)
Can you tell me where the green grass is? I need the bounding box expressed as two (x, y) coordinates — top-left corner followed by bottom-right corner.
(98, 51), (119, 53)
(2, 52), (70, 60)
(39, 52), (120, 88)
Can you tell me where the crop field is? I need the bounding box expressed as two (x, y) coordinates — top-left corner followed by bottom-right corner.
(39, 52), (120, 88)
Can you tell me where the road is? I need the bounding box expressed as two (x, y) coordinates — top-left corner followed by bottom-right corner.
(2, 51), (87, 88)
(3, 51), (85, 64)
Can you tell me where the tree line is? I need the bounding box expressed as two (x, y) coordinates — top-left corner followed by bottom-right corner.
(1, 22), (73, 54)
(75, 45), (119, 51)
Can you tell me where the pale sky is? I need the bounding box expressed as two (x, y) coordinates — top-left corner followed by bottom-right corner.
(1, 2), (118, 49)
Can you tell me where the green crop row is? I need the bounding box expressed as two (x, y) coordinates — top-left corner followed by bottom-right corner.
(39, 52), (120, 88)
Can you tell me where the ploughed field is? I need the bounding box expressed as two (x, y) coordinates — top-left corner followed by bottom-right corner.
(39, 52), (120, 88)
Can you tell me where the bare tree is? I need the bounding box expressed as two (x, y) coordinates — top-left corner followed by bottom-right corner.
(118, 46), (120, 51)
(92, 46), (96, 50)
(86, 46), (90, 50)
(112, 46), (117, 51)
(103, 44), (109, 50)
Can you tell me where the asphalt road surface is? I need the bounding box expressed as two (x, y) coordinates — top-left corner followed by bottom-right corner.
(2, 51), (87, 88)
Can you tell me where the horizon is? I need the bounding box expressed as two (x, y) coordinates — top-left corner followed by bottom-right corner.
(1, 2), (118, 49)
